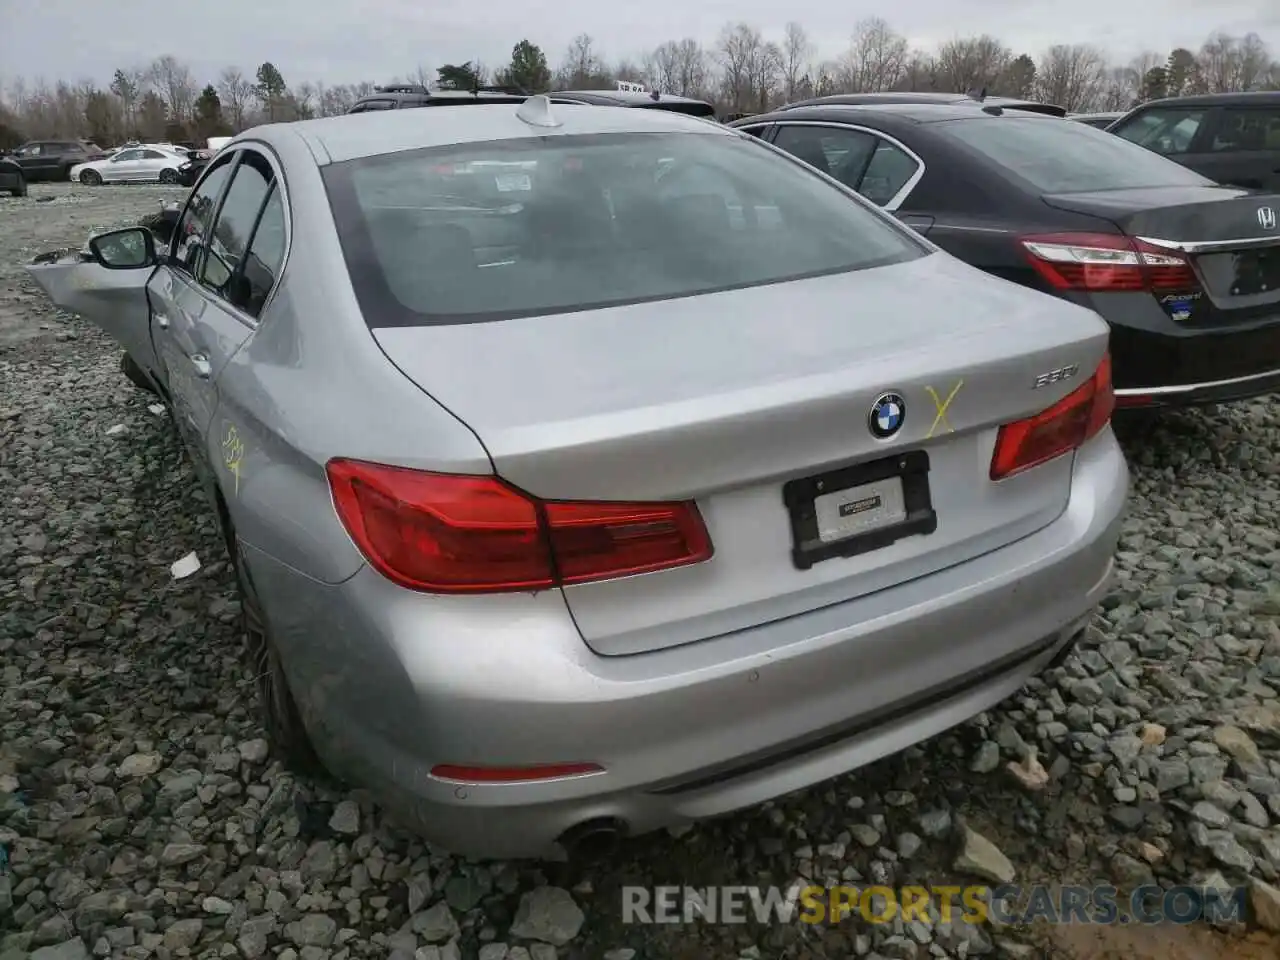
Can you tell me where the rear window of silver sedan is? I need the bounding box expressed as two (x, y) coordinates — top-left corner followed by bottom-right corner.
(322, 131), (929, 326)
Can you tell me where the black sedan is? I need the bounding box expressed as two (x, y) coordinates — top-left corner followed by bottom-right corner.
(731, 102), (1280, 409)
(176, 147), (214, 187)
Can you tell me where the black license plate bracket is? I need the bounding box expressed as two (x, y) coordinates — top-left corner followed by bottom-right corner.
(782, 450), (937, 571)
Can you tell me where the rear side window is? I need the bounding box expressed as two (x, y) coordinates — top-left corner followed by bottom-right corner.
(858, 141), (921, 206)
(1210, 107), (1280, 152)
(239, 186), (287, 316)
(323, 131), (926, 326)
(1111, 108), (1205, 155)
(939, 117), (1213, 193)
(773, 125), (879, 191)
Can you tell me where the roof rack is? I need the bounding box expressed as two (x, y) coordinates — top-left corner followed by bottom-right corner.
(376, 83), (429, 94)
(472, 84), (529, 95)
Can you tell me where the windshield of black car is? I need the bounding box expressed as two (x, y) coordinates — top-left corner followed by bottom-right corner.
(937, 116), (1213, 193)
(323, 130), (926, 326)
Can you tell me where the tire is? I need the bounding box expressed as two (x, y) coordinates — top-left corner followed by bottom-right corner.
(80, 169), (102, 185)
(159, 168), (179, 185)
(10, 177), (25, 198)
(60, 164), (75, 182)
(120, 352), (157, 393)
(233, 539), (325, 774)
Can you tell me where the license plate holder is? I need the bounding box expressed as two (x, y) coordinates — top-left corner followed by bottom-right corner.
(1199, 247), (1280, 299)
(782, 450), (937, 570)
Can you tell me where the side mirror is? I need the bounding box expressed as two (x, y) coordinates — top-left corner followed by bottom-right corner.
(88, 227), (157, 270)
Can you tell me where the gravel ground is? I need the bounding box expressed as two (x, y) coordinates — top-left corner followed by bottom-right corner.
(5, 182), (1280, 960)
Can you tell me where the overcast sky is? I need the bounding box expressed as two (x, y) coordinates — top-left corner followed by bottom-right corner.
(2, 0), (1278, 90)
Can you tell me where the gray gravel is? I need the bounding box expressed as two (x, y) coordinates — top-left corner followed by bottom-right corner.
(6, 182), (1280, 960)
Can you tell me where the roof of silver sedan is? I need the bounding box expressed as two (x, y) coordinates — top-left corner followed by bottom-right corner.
(271, 96), (733, 165)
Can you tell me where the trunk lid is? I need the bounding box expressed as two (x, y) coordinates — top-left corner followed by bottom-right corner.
(374, 254), (1109, 655)
(1043, 186), (1280, 318)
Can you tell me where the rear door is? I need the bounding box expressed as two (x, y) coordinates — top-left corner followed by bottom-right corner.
(15, 143), (52, 177)
(139, 148), (174, 181)
(151, 147), (284, 454)
(1192, 104), (1280, 191)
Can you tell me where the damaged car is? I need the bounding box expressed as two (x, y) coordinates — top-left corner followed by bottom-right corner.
(27, 100), (1127, 861)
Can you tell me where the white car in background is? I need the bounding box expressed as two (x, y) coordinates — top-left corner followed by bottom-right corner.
(71, 146), (186, 185)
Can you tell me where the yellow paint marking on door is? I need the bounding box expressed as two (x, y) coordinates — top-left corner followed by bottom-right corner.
(221, 423), (245, 496)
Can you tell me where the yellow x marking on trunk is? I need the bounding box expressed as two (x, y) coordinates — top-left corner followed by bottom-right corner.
(925, 380), (964, 439)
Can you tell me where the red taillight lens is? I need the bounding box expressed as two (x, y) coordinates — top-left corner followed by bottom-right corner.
(326, 459), (713, 593)
(1021, 233), (1196, 293)
(990, 353), (1114, 481)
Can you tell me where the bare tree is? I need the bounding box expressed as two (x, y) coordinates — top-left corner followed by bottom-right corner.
(1035, 44), (1109, 112)
(780, 22), (813, 103)
(556, 34), (611, 89)
(717, 22), (767, 113)
(896, 52), (938, 91)
(1238, 33), (1273, 91)
(218, 67), (254, 131)
(934, 35), (1012, 94)
(1098, 67), (1137, 111)
(839, 18), (909, 93)
(149, 55), (196, 124)
(749, 41), (783, 112)
(293, 81), (319, 119)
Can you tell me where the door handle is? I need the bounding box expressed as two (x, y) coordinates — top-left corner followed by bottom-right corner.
(155, 313), (170, 329)
(190, 354), (212, 378)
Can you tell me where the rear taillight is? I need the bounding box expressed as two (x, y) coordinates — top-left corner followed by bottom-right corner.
(990, 353), (1115, 481)
(326, 459), (713, 593)
(1021, 233), (1196, 293)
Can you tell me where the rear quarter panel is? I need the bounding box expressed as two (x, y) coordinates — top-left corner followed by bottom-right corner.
(204, 131), (495, 585)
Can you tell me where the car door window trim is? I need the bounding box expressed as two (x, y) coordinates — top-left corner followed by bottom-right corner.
(186, 141), (294, 330)
(771, 121), (926, 211)
(170, 151), (239, 278)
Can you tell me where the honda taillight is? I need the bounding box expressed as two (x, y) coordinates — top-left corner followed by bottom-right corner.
(1021, 233), (1196, 293)
(326, 459), (713, 593)
(990, 353), (1115, 481)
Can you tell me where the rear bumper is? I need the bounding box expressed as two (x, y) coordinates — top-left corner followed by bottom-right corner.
(1088, 291), (1280, 406)
(1114, 366), (1280, 408)
(247, 431), (1127, 860)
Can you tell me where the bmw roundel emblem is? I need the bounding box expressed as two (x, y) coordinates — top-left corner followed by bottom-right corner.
(868, 392), (906, 439)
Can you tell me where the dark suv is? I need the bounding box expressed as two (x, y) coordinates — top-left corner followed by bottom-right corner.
(5, 140), (108, 181)
(1108, 91), (1280, 191)
(347, 84), (528, 113)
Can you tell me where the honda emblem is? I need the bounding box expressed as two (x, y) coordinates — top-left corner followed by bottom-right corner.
(1260, 206), (1278, 231)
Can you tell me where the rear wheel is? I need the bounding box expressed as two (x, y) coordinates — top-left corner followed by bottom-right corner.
(233, 538), (325, 774)
(80, 169), (102, 185)
(9, 176), (24, 198)
(158, 168), (179, 185)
